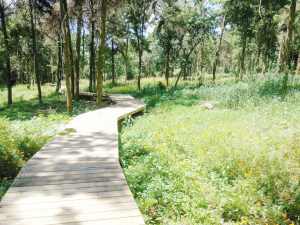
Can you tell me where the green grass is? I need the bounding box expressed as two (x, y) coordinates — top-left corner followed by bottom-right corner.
(0, 84), (109, 200)
(117, 74), (300, 224)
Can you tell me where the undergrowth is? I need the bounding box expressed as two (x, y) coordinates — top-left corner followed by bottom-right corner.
(118, 74), (300, 224)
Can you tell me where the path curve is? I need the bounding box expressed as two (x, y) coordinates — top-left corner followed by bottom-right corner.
(0, 94), (146, 225)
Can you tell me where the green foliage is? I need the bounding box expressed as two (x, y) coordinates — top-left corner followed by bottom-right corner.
(119, 75), (300, 224)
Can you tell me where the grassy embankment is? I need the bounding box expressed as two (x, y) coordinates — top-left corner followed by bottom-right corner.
(108, 75), (299, 224)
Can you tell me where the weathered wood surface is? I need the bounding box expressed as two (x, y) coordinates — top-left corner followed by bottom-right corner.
(0, 94), (146, 225)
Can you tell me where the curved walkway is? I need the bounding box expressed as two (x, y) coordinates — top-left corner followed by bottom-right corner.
(0, 94), (146, 225)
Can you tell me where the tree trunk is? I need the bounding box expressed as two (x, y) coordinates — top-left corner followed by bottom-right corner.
(61, 0), (74, 98)
(124, 34), (129, 82)
(165, 47), (170, 87)
(60, 0), (72, 113)
(56, 34), (62, 92)
(278, 0), (296, 71)
(29, 0), (42, 102)
(212, 13), (227, 83)
(254, 46), (261, 73)
(96, 0), (107, 107)
(75, 0), (83, 102)
(199, 39), (204, 86)
(261, 47), (268, 75)
(138, 49), (142, 92)
(81, 27), (85, 71)
(239, 34), (247, 80)
(111, 37), (115, 85)
(89, 0), (95, 92)
(0, 3), (12, 104)
(174, 67), (183, 90)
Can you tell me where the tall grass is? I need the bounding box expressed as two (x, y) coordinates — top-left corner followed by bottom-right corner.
(118, 74), (300, 224)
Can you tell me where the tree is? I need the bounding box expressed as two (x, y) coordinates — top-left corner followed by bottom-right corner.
(212, 11), (227, 83)
(174, 0), (209, 89)
(96, 0), (107, 107)
(126, 0), (154, 92)
(278, 0), (297, 71)
(227, 1), (257, 80)
(0, 0), (12, 104)
(60, 0), (72, 113)
(75, 0), (83, 102)
(88, 0), (95, 92)
(156, 0), (180, 87)
(29, 0), (42, 101)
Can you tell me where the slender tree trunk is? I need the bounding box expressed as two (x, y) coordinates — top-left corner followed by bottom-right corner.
(0, 3), (12, 104)
(136, 33), (143, 92)
(124, 37), (128, 82)
(124, 33), (129, 82)
(255, 47), (261, 73)
(174, 67), (183, 90)
(138, 49), (142, 92)
(60, 0), (72, 113)
(68, 29), (75, 98)
(81, 27), (85, 71)
(89, 0), (95, 92)
(61, 0), (74, 98)
(239, 34), (247, 80)
(75, 0), (83, 102)
(278, 0), (296, 71)
(29, 0), (42, 101)
(96, 0), (107, 107)
(165, 47), (170, 87)
(199, 39), (204, 86)
(56, 34), (62, 92)
(261, 47), (268, 74)
(111, 37), (115, 85)
(212, 13), (226, 83)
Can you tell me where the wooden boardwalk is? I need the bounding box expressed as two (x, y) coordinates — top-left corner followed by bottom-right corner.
(0, 94), (146, 225)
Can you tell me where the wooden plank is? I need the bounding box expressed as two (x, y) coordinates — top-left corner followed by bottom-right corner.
(66, 216), (145, 225)
(27, 154), (119, 161)
(21, 163), (121, 172)
(12, 173), (126, 187)
(0, 196), (136, 212)
(4, 184), (132, 199)
(18, 168), (122, 177)
(1, 189), (134, 205)
(0, 208), (143, 225)
(6, 180), (127, 193)
(0, 202), (139, 221)
(14, 172), (126, 183)
(25, 158), (119, 165)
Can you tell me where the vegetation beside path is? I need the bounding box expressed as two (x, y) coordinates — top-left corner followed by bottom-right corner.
(116, 75), (300, 224)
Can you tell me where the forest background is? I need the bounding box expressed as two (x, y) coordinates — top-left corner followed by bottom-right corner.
(1, 0), (299, 108)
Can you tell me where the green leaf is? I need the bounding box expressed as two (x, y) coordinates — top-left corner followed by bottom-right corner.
(62, 118), (72, 121)
(144, 199), (157, 206)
